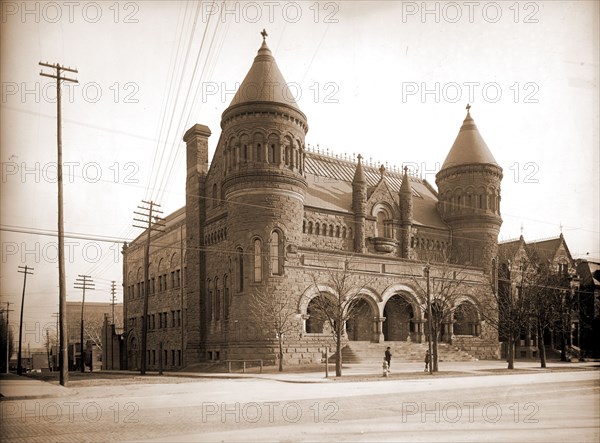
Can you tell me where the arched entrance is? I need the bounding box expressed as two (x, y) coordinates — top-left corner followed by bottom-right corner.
(127, 333), (139, 371)
(346, 298), (374, 341)
(383, 294), (414, 341)
(306, 295), (328, 334)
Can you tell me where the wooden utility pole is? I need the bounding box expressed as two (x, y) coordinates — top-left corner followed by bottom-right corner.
(110, 281), (117, 325)
(74, 275), (94, 372)
(17, 265), (34, 375)
(133, 200), (165, 374)
(2, 302), (14, 373)
(39, 61), (78, 386)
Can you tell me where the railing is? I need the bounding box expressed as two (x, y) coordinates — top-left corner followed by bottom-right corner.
(225, 359), (263, 373)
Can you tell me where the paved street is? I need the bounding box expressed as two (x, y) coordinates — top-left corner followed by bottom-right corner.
(1, 367), (598, 442)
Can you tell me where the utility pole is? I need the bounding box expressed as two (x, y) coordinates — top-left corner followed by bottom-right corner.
(51, 312), (59, 371)
(110, 281), (117, 325)
(17, 265), (34, 375)
(133, 200), (165, 374)
(2, 302), (14, 373)
(424, 264), (433, 375)
(39, 61), (78, 387)
(74, 275), (95, 372)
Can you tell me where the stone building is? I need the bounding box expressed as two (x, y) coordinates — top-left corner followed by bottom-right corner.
(122, 35), (503, 370)
(497, 233), (579, 360)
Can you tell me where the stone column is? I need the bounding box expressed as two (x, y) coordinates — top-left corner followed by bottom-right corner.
(373, 317), (385, 343)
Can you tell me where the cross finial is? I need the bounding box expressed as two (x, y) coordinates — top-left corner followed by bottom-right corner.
(466, 103), (471, 113)
(261, 29), (268, 40)
(520, 223), (524, 236)
(403, 165), (408, 174)
(559, 221), (563, 234)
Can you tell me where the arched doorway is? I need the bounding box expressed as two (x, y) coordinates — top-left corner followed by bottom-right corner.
(306, 295), (328, 334)
(346, 298), (373, 341)
(127, 333), (139, 371)
(383, 294), (414, 341)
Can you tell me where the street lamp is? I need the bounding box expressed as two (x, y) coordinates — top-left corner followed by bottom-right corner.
(424, 265), (433, 374)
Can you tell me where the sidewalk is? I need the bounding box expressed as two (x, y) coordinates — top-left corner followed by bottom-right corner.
(0, 373), (74, 400)
(1, 360), (596, 400)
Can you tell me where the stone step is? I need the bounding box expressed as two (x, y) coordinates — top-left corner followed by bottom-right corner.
(341, 341), (477, 363)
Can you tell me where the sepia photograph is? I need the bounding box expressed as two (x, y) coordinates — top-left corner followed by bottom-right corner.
(1, 1), (598, 441)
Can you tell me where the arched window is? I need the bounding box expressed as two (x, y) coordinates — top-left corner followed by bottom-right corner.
(376, 212), (386, 237)
(223, 275), (230, 320)
(254, 239), (262, 283)
(206, 279), (213, 321)
(214, 278), (220, 321)
(270, 230), (282, 276)
(212, 183), (218, 208)
(306, 295), (327, 333)
(256, 144), (262, 162)
(237, 248), (244, 292)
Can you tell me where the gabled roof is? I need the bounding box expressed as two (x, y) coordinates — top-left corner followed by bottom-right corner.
(526, 234), (573, 265)
(304, 152), (447, 229)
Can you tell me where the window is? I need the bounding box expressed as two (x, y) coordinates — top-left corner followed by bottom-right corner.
(175, 269), (181, 288)
(207, 279), (213, 320)
(212, 183), (218, 208)
(215, 278), (221, 321)
(237, 248), (244, 292)
(224, 275), (230, 320)
(254, 239), (262, 283)
(270, 231), (282, 275)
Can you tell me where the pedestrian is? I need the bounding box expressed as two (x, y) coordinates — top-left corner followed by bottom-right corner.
(424, 350), (431, 372)
(385, 347), (392, 371)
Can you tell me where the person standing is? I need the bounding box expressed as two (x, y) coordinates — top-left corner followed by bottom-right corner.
(424, 350), (431, 372)
(385, 347), (392, 371)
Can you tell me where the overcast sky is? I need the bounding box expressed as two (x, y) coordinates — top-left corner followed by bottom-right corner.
(1, 1), (598, 349)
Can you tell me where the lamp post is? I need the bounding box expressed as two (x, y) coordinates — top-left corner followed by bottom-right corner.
(424, 265), (433, 374)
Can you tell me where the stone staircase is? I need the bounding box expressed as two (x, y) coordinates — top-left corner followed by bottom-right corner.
(341, 341), (478, 364)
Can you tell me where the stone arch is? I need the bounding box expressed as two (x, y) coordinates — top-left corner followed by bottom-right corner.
(346, 291), (380, 341)
(170, 252), (179, 270)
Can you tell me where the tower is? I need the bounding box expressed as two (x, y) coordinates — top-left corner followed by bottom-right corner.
(398, 166), (413, 259)
(435, 108), (503, 272)
(352, 154), (367, 253)
(217, 33), (308, 354)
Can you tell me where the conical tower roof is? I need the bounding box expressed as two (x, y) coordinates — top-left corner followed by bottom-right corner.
(228, 36), (300, 110)
(441, 109), (498, 170)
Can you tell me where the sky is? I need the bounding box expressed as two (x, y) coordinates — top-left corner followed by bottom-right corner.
(1, 1), (598, 350)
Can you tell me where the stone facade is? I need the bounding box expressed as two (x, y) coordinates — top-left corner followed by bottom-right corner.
(123, 37), (503, 370)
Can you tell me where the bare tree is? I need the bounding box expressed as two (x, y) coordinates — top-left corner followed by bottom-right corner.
(409, 258), (472, 372)
(306, 255), (371, 377)
(249, 287), (299, 372)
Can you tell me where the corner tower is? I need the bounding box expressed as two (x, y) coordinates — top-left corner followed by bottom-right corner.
(435, 108), (503, 272)
(220, 33), (308, 333)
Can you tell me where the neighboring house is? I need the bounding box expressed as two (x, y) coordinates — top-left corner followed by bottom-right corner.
(498, 234), (579, 359)
(575, 259), (600, 357)
(123, 34), (505, 370)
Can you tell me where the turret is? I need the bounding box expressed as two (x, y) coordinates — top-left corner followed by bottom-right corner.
(399, 166), (413, 258)
(352, 154), (367, 253)
(436, 107), (503, 272)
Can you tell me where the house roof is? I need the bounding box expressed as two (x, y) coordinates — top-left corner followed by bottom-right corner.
(304, 152), (447, 229)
